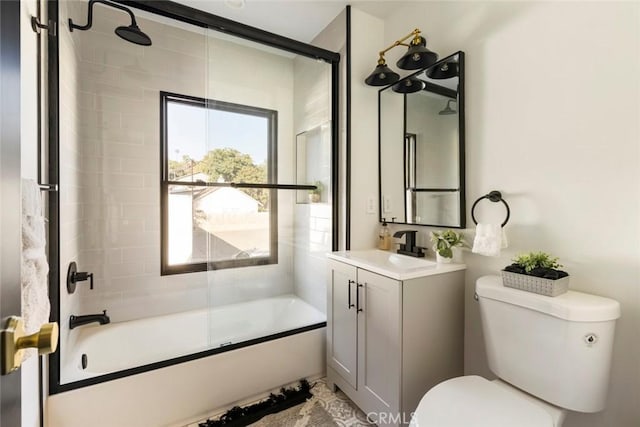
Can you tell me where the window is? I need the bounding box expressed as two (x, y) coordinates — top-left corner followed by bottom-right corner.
(160, 92), (277, 275)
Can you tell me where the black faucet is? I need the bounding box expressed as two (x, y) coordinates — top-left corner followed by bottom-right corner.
(69, 310), (110, 330)
(393, 230), (425, 258)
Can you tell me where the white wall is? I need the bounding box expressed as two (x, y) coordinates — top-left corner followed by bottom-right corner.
(352, 2), (640, 426)
(350, 8), (386, 249)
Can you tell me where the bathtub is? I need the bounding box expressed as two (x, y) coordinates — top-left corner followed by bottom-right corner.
(48, 295), (326, 427)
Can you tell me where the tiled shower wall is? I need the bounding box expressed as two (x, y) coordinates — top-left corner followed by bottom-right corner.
(58, 2), (296, 340)
(292, 10), (345, 313)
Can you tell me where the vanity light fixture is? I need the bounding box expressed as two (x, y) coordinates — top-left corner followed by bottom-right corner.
(428, 60), (459, 79)
(392, 76), (425, 94)
(364, 28), (439, 87)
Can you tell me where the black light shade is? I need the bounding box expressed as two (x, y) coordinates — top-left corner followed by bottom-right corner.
(439, 99), (457, 115)
(392, 77), (425, 94)
(115, 24), (152, 46)
(364, 63), (400, 86)
(396, 36), (438, 70)
(428, 61), (458, 79)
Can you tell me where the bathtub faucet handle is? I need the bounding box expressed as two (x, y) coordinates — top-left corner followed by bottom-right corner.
(74, 271), (94, 290)
(67, 261), (94, 293)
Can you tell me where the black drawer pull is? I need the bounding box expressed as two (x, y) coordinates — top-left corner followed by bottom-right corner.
(347, 280), (355, 309)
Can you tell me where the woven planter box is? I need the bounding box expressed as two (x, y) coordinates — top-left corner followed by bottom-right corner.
(501, 270), (569, 297)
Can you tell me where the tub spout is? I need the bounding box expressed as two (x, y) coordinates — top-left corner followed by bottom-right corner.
(69, 310), (110, 330)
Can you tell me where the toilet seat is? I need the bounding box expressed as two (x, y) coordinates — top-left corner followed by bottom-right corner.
(410, 376), (557, 427)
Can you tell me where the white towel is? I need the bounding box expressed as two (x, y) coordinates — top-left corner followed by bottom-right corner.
(501, 226), (509, 250)
(21, 179), (50, 361)
(472, 223), (507, 257)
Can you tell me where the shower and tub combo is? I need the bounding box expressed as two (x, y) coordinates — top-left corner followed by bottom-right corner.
(46, 1), (342, 425)
(62, 295), (325, 383)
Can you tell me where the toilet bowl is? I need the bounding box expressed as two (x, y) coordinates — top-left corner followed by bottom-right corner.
(410, 376), (565, 427)
(410, 276), (620, 427)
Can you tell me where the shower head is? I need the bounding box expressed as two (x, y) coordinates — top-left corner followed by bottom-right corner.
(439, 99), (457, 115)
(115, 24), (152, 46)
(69, 0), (152, 46)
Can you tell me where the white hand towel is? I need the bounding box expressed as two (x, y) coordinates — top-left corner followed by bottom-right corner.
(472, 223), (502, 257)
(21, 179), (50, 361)
(501, 226), (509, 249)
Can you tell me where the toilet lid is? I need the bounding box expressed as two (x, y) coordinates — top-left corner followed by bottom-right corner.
(410, 376), (555, 427)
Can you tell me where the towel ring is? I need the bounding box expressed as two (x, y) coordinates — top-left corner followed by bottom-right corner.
(471, 190), (510, 227)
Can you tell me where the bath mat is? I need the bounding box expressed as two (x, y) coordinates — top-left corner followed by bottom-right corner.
(199, 380), (312, 427)
(194, 379), (373, 427)
(248, 401), (336, 427)
(248, 379), (373, 427)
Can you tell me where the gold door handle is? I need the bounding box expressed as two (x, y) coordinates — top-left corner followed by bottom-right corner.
(1, 316), (59, 375)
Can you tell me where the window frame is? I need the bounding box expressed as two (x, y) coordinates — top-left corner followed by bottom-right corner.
(160, 91), (278, 276)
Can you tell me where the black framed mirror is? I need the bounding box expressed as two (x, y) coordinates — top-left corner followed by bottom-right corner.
(379, 51), (465, 227)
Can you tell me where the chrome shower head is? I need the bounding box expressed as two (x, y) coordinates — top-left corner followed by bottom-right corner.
(439, 99), (457, 115)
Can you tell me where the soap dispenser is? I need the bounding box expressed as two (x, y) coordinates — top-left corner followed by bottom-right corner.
(378, 219), (391, 250)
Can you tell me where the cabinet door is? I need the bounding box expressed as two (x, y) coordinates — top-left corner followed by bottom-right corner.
(357, 269), (402, 422)
(327, 260), (358, 388)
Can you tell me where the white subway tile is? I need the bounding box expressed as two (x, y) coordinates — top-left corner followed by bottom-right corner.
(120, 157), (158, 174)
(78, 108), (121, 130)
(101, 143), (155, 160)
(121, 246), (157, 262)
(79, 80), (145, 101)
(81, 156), (122, 173)
(143, 174), (159, 189)
(94, 94), (146, 114)
(121, 204), (157, 218)
(80, 127), (146, 146)
(109, 262), (147, 279)
(78, 91), (95, 110)
(109, 188), (158, 205)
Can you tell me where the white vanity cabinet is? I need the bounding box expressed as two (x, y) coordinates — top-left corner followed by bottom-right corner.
(326, 251), (465, 427)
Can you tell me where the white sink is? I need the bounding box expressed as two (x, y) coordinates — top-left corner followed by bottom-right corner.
(327, 249), (466, 280)
(387, 253), (432, 268)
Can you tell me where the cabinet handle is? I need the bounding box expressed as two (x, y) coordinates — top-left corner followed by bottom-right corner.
(347, 280), (355, 309)
(356, 283), (364, 313)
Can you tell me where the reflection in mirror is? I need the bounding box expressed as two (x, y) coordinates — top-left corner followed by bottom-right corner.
(379, 51), (465, 227)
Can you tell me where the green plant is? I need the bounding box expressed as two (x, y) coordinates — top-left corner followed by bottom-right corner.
(512, 252), (562, 273)
(430, 230), (467, 258)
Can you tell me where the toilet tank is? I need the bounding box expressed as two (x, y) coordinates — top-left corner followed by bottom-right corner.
(476, 276), (621, 413)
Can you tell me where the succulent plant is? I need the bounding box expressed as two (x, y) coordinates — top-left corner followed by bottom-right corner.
(512, 252), (562, 273)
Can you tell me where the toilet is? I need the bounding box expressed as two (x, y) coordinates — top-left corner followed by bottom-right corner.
(411, 275), (621, 427)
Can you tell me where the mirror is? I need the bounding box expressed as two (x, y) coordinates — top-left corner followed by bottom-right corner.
(379, 51), (465, 227)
